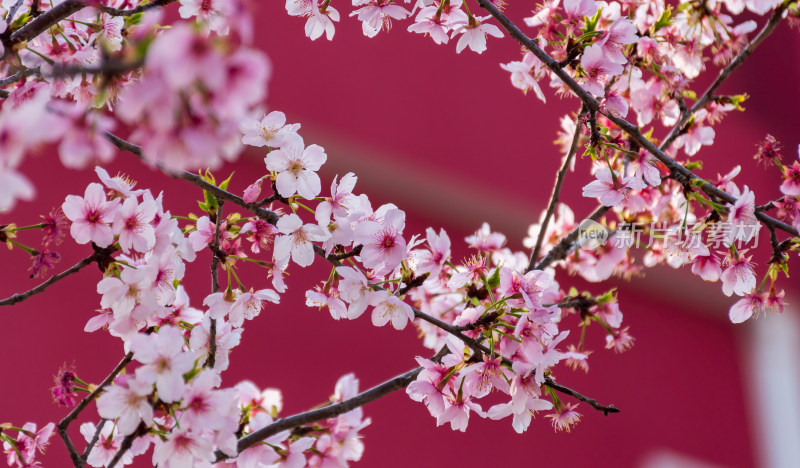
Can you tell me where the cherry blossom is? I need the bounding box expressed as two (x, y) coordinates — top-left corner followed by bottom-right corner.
(274, 213), (331, 267)
(62, 183), (120, 248)
(266, 134), (328, 199)
(582, 168), (635, 206)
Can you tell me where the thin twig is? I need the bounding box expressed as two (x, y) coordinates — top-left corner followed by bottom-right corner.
(215, 345), (451, 462)
(104, 133), (280, 225)
(544, 377), (619, 415)
(205, 198), (224, 369)
(0, 66), (41, 87)
(6, 0), (26, 23)
(532, 205), (610, 271)
(106, 424), (145, 468)
(96, 0), (176, 17)
(2, 0), (176, 60)
(528, 105), (586, 271)
(57, 353), (134, 468)
(0, 251), (100, 307)
(81, 419), (107, 461)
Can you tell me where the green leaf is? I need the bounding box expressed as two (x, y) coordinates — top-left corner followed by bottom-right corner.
(219, 172), (235, 191)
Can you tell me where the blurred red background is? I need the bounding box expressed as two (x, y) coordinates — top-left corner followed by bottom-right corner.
(2, 2), (800, 467)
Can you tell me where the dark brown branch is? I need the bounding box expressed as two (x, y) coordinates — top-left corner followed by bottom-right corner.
(96, 0), (176, 17)
(544, 377), (619, 416)
(205, 199), (224, 369)
(57, 353), (134, 468)
(7, 0), (84, 45)
(81, 419), (106, 461)
(528, 105), (586, 271)
(104, 132), (280, 225)
(0, 248), (108, 307)
(532, 205), (610, 272)
(214, 346), (450, 463)
(2, 0), (176, 60)
(106, 423), (146, 468)
(0, 66), (40, 87)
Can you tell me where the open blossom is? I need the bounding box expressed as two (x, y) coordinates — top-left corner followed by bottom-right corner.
(596, 18), (638, 64)
(546, 403), (582, 432)
(500, 51), (546, 102)
(351, 1), (411, 38)
(80, 422), (134, 467)
(580, 45), (624, 97)
(781, 157), (800, 196)
(2, 421), (55, 467)
(728, 290), (766, 323)
(113, 194), (157, 253)
(96, 375), (155, 435)
(725, 186), (759, 247)
(62, 183), (120, 247)
(306, 286), (348, 320)
(229, 288), (280, 327)
(274, 213), (330, 267)
(721, 253), (756, 297)
(266, 134), (327, 199)
(355, 208), (408, 272)
(131, 326), (195, 403)
(152, 427), (216, 467)
(240, 111), (300, 148)
(315, 172), (358, 225)
(452, 16), (503, 54)
(675, 109), (715, 156)
(370, 290), (414, 330)
(582, 168), (635, 206)
(337, 266), (374, 319)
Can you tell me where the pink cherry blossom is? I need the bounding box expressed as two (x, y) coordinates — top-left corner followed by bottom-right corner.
(596, 18), (638, 64)
(80, 422), (134, 467)
(274, 213), (330, 267)
(62, 183), (121, 247)
(229, 288), (280, 327)
(721, 253), (756, 297)
(131, 326), (195, 403)
(351, 1), (411, 38)
(96, 375), (155, 435)
(240, 111), (300, 148)
(452, 16), (504, 54)
(579, 44), (624, 97)
(728, 290), (766, 323)
(370, 290), (414, 330)
(113, 195), (158, 253)
(780, 157), (800, 197)
(582, 167), (635, 206)
(500, 51), (547, 102)
(725, 185), (759, 247)
(266, 134), (327, 199)
(354, 208), (408, 272)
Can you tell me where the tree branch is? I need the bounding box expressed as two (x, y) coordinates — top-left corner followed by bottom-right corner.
(528, 105), (586, 271)
(81, 419), (106, 461)
(205, 198), (224, 369)
(0, 246), (113, 307)
(57, 353), (134, 468)
(2, 0), (176, 60)
(104, 132), (280, 225)
(214, 345), (450, 463)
